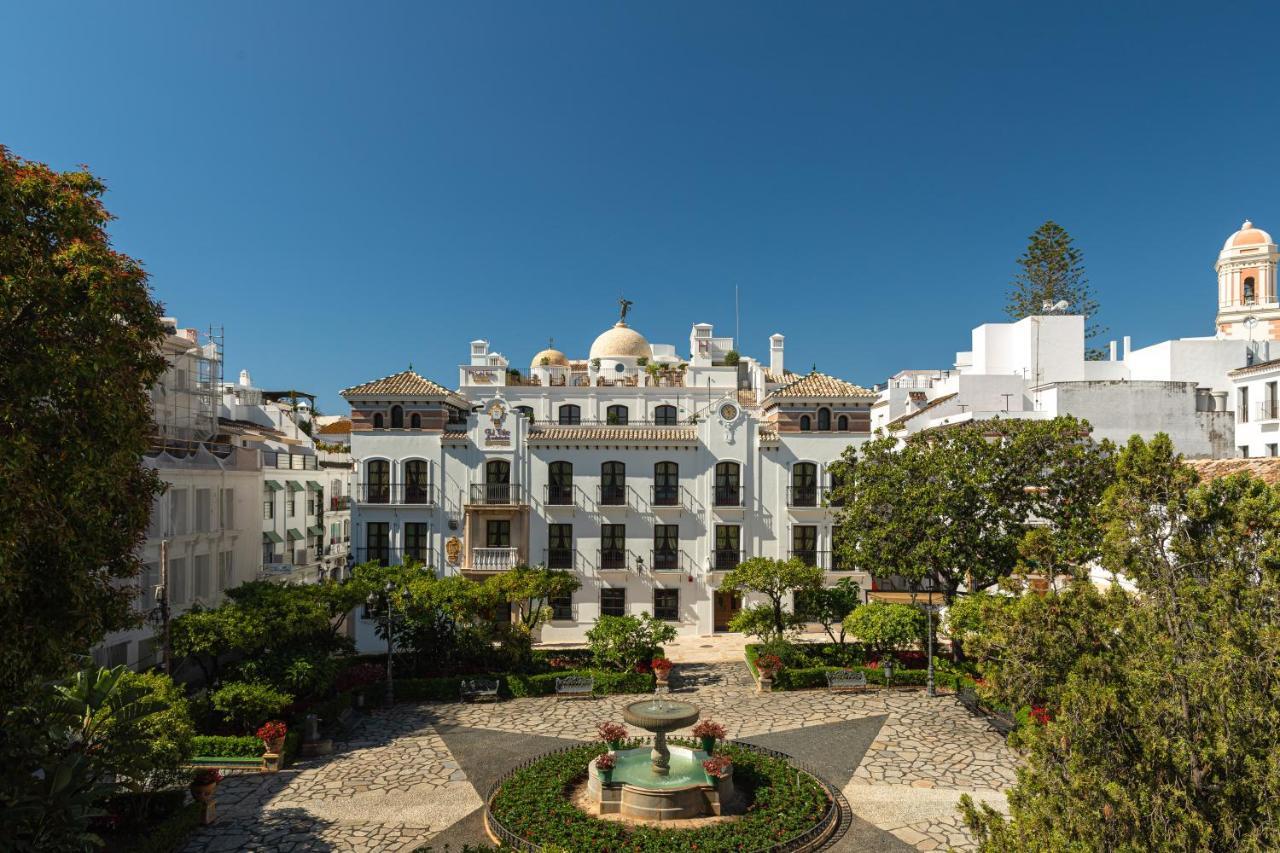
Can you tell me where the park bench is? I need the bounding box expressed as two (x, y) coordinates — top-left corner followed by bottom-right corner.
(825, 669), (869, 693)
(460, 677), (500, 703)
(957, 684), (980, 711)
(554, 675), (595, 699)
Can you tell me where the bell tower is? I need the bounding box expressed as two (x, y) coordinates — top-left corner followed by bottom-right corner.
(1216, 220), (1280, 341)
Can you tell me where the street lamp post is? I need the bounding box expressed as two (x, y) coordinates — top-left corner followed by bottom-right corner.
(926, 602), (936, 698)
(368, 581), (400, 706)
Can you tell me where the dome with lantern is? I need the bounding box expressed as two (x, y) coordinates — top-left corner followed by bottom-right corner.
(589, 321), (653, 361)
(1223, 220), (1274, 250)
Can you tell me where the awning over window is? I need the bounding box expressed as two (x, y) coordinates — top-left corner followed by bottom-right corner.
(263, 531), (284, 544)
(307, 524), (324, 537)
(264, 481), (284, 492)
(286, 528), (304, 540)
(286, 481), (305, 493)
(306, 480), (323, 491)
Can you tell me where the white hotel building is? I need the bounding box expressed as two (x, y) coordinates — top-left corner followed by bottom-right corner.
(345, 315), (876, 644)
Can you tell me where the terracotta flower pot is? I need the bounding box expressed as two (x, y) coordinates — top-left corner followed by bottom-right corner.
(189, 781), (218, 803)
(264, 736), (285, 755)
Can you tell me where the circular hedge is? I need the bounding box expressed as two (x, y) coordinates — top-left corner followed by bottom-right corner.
(487, 740), (837, 852)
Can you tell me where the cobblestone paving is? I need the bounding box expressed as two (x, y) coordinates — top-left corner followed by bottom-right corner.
(184, 660), (1016, 852)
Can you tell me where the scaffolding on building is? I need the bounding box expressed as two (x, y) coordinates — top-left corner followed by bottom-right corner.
(149, 321), (226, 456)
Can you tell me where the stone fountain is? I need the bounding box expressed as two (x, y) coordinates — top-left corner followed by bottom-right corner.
(587, 692), (736, 821)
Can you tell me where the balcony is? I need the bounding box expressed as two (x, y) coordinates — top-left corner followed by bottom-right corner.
(650, 484), (682, 509)
(598, 548), (630, 572)
(789, 550), (855, 571)
(598, 484), (628, 507)
(329, 495), (352, 511)
(787, 485), (822, 508)
(468, 483), (525, 506)
(470, 547), (520, 572)
(355, 483), (436, 505)
(543, 547), (576, 570)
(712, 549), (743, 571)
(1257, 401), (1280, 422)
(713, 485), (743, 508)
(544, 484), (576, 507)
(650, 549), (682, 572)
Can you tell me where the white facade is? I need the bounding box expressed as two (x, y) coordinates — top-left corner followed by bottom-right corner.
(1230, 359), (1280, 458)
(346, 318), (876, 648)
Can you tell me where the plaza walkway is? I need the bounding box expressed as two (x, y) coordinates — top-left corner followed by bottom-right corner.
(183, 657), (1015, 852)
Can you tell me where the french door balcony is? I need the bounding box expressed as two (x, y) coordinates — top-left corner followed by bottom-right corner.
(598, 548), (630, 571)
(469, 483), (524, 505)
(712, 549), (743, 571)
(651, 549), (681, 572)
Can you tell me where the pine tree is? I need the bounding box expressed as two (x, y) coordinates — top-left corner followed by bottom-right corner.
(1006, 221), (1107, 358)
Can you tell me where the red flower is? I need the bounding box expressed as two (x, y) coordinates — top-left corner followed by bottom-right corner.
(1030, 705), (1051, 726)
(256, 720), (288, 744)
(595, 752), (616, 771)
(597, 721), (628, 743)
(651, 657), (673, 672)
(702, 755), (733, 779)
(692, 720), (727, 739)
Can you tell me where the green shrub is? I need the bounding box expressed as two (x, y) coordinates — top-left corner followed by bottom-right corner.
(490, 742), (829, 850)
(190, 735), (261, 758)
(210, 681), (293, 733)
(110, 800), (202, 853)
(506, 669), (654, 697)
(586, 614), (678, 672)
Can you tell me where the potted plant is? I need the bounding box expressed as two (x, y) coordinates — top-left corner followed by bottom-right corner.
(189, 768), (222, 803)
(692, 720), (727, 754)
(755, 653), (782, 693)
(256, 720), (288, 756)
(590, 358), (601, 371)
(596, 751), (616, 783)
(597, 721), (628, 751)
(702, 754), (733, 781)
(651, 657), (672, 685)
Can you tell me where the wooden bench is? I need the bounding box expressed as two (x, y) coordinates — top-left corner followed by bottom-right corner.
(554, 675), (595, 699)
(825, 669), (869, 693)
(957, 685), (980, 711)
(460, 677), (500, 703)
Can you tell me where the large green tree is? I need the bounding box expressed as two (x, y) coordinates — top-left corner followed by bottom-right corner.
(720, 557), (823, 639)
(1005, 220), (1106, 357)
(961, 435), (1280, 850)
(0, 148), (166, 702)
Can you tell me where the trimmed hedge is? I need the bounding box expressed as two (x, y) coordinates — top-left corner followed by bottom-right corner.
(190, 735), (261, 758)
(507, 669), (654, 697)
(489, 742), (830, 851)
(770, 665), (969, 691)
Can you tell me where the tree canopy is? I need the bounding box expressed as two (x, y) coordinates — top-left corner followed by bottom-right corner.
(720, 557), (823, 640)
(1005, 220), (1106, 356)
(0, 147), (166, 703)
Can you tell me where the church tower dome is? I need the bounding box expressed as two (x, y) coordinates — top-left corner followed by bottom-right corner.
(1216, 219), (1280, 341)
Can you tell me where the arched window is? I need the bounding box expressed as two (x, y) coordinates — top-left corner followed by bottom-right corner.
(366, 460), (389, 504)
(548, 461), (573, 505)
(515, 405), (534, 423)
(837, 414), (849, 431)
(606, 404), (629, 425)
(654, 405), (677, 426)
(799, 414), (811, 431)
(791, 462), (818, 507)
(714, 461), (741, 506)
(817, 407), (832, 431)
(1245, 276), (1256, 303)
(390, 405), (404, 429)
(409, 412), (421, 429)
(484, 459), (511, 504)
(372, 412), (384, 429)
(653, 461), (679, 506)
(601, 461), (626, 505)
(404, 460), (429, 504)
(559, 404), (581, 425)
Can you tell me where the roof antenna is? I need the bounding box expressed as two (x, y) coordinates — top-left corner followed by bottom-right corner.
(735, 284), (740, 349)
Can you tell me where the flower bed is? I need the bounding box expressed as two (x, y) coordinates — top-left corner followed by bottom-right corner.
(488, 741), (835, 851)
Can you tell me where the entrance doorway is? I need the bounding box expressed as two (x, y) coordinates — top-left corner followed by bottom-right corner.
(713, 591), (741, 632)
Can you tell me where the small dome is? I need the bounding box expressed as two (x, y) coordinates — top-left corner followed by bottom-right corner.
(589, 322), (652, 360)
(530, 348), (569, 369)
(1224, 220), (1273, 250)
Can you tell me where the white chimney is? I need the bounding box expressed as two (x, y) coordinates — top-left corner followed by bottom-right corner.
(239, 369), (252, 387)
(1122, 336), (1132, 359)
(770, 333), (785, 376)
(1109, 340), (1117, 361)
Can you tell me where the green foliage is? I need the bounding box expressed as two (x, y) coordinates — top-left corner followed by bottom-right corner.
(586, 614), (679, 672)
(722, 349), (740, 366)
(104, 800), (201, 853)
(720, 557), (823, 638)
(506, 669), (654, 697)
(479, 564), (581, 636)
(1005, 220), (1105, 354)
(93, 671), (194, 800)
(842, 602), (925, 656)
(489, 742), (830, 850)
(190, 735), (262, 758)
(961, 435), (1280, 851)
(210, 682), (292, 734)
(0, 148), (167, 704)
(728, 603), (803, 644)
(794, 578), (861, 644)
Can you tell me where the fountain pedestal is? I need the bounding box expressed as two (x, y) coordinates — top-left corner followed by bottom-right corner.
(651, 731), (670, 775)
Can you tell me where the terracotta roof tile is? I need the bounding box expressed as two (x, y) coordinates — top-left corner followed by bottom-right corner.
(341, 370), (456, 398)
(316, 419), (351, 436)
(886, 392), (958, 430)
(769, 371), (876, 400)
(1185, 457), (1280, 485)
(737, 389), (759, 408)
(528, 426), (697, 442)
(765, 370), (797, 384)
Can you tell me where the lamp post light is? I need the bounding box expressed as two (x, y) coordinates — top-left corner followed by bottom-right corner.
(925, 601), (936, 699)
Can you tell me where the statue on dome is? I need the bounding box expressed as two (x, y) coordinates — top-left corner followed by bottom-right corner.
(618, 297), (633, 324)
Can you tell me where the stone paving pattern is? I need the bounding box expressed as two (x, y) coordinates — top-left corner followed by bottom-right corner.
(184, 646), (1016, 852)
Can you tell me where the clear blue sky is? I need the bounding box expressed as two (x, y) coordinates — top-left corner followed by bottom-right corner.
(5, 3), (1278, 411)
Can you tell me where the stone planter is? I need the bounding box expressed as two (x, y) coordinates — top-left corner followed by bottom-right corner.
(757, 672), (774, 693)
(189, 781), (218, 803)
(263, 736), (285, 756)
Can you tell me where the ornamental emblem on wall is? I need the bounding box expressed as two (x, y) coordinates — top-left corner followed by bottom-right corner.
(445, 537), (462, 566)
(488, 400), (507, 427)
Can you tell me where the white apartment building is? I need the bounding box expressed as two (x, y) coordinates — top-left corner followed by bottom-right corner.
(315, 417), (355, 577)
(873, 221), (1278, 457)
(1231, 358), (1280, 458)
(345, 312), (877, 646)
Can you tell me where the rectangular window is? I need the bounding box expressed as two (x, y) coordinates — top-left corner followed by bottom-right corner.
(1240, 446), (1251, 458)
(220, 488), (234, 530)
(405, 522), (429, 563)
(1268, 444), (1278, 457)
(217, 551), (233, 591)
(548, 523), (573, 569)
(601, 524), (626, 570)
(653, 525), (678, 570)
(263, 491), (275, 520)
(169, 556), (187, 605)
(107, 642), (130, 668)
(138, 561), (159, 610)
(1267, 381), (1278, 420)
(366, 522), (390, 565)
(715, 525), (741, 570)
(169, 490), (188, 536)
(307, 496), (316, 517)
(1240, 387), (1249, 423)
(195, 489), (212, 533)
(287, 496), (296, 517)
(654, 588), (679, 621)
(601, 588), (626, 617)
(193, 553), (211, 600)
(550, 593), (573, 621)
(486, 519), (511, 548)
(792, 525), (818, 566)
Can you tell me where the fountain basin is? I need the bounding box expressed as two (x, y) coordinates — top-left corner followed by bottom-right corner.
(589, 747), (734, 821)
(622, 698), (700, 733)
